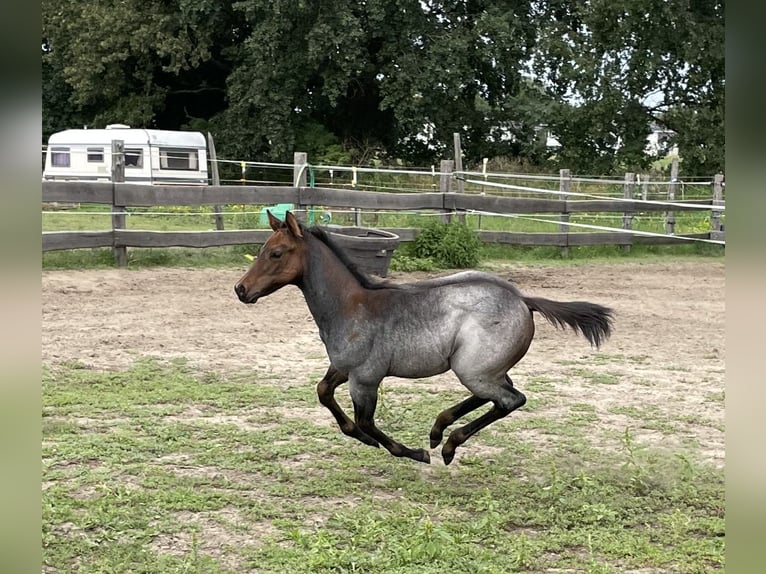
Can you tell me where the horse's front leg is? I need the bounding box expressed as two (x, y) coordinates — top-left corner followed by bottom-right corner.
(316, 365), (379, 448)
(350, 378), (431, 464)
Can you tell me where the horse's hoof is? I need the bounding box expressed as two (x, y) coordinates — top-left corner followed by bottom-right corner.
(442, 447), (456, 466)
(409, 449), (430, 464)
(429, 435), (442, 449)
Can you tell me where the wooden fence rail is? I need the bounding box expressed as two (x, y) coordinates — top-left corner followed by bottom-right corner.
(43, 181), (717, 214)
(42, 181), (723, 256)
(43, 147), (724, 264)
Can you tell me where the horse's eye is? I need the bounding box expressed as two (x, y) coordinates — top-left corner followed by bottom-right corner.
(270, 250), (282, 259)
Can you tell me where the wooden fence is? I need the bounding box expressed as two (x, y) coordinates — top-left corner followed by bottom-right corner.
(43, 148), (725, 266)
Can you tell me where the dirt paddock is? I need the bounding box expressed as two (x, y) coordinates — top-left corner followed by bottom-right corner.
(42, 259), (725, 467)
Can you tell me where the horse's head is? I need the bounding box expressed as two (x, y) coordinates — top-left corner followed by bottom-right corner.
(234, 210), (307, 304)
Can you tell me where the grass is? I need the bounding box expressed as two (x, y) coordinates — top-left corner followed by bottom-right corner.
(43, 359), (724, 573)
(42, 204), (264, 233)
(42, 245), (259, 270)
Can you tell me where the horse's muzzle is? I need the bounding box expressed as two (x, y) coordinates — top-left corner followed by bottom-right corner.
(234, 283), (258, 304)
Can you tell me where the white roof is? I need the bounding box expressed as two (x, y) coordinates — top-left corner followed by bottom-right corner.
(47, 128), (206, 148)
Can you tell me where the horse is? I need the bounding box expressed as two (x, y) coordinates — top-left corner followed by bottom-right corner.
(235, 211), (614, 465)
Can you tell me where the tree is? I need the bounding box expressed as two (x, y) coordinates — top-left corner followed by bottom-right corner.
(529, 0), (725, 175)
(213, 0), (541, 164)
(42, 1), (723, 175)
(42, 0), (240, 140)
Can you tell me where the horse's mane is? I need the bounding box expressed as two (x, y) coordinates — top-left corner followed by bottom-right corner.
(305, 224), (396, 290)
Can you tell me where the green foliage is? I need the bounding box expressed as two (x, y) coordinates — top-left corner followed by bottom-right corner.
(42, 1), (724, 175)
(294, 120), (353, 166)
(411, 220), (481, 269)
(231, 209), (261, 231)
(530, 0), (724, 175)
(388, 252), (437, 273)
(42, 0), (725, 175)
(206, 0), (543, 163)
(42, 0), (237, 138)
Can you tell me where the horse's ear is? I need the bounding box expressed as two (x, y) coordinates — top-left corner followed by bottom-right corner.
(284, 211), (303, 238)
(266, 210), (283, 232)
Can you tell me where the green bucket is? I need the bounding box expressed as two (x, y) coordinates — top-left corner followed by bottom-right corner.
(259, 204), (327, 226)
(258, 203), (293, 226)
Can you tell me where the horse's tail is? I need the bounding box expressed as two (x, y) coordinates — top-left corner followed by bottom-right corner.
(523, 297), (614, 348)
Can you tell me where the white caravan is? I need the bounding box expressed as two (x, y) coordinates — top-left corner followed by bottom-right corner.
(42, 124), (209, 185)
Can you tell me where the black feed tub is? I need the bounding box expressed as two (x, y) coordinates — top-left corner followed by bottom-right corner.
(325, 226), (400, 277)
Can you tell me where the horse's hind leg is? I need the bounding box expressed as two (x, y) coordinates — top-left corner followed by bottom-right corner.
(442, 375), (526, 465)
(317, 365), (379, 448)
(429, 395), (489, 448)
(350, 380), (431, 464)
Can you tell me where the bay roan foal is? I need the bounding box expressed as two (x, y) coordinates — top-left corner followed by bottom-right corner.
(235, 211), (614, 465)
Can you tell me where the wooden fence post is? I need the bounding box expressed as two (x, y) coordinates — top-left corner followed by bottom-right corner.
(293, 152), (308, 224)
(711, 173), (724, 240)
(666, 157), (678, 235)
(559, 169), (571, 258)
(453, 133), (464, 195)
(477, 158), (489, 229)
(452, 133), (466, 223)
(207, 132), (224, 230)
(622, 172), (635, 254)
(641, 174), (649, 201)
(111, 140), (127, 267)
(351, 166), (362, 226)
(440, 159), (454, 223)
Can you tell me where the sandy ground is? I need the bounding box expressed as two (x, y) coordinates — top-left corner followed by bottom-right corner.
(42, 259), (725, 467)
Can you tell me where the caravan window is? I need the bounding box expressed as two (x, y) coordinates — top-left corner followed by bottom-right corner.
(51, 147), (70, 167)
(159, 147), (198, 171)
(87, 147), (104, 163)
(125, 148), (143, 168)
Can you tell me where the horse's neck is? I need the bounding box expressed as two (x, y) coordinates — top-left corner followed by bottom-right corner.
(300, 238), (363, 331)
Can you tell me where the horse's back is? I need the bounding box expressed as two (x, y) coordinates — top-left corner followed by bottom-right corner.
(398, 273), (526, 315)
(398, 270), (522, 295)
